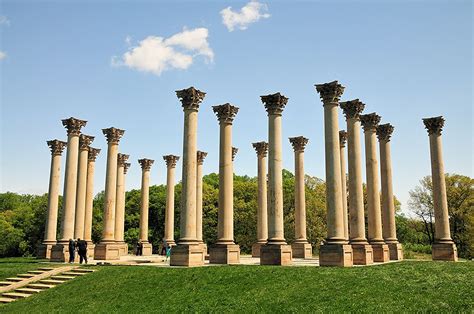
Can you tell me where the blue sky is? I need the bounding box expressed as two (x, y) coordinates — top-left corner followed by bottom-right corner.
(0, 0), (472, 214)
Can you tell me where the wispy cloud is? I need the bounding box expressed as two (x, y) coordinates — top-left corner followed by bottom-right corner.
(221, 1), (270, 32)
(0, 15), (10, 26)
(0, 51), (6, 60)
(112, 28), (214, 76)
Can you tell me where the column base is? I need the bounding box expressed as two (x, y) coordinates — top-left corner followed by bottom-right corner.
(115, 242), (129, 256)
(387, 242), (403, 260)
(37, 243), (55, 259)
(209, 243), (240, 264)
(319, 244), (353, 267)
(291, 242), (312, 259)
(170, 243), (206, 267)
(260, 243), (293, 266)
(141, 242), (153, 256)
(94, 242), (121, 260)
(251, 242), (266, 257)
(371, 243), (390, 262)
(86, 243), (95, 258)
(432, 242), (458, 261)
(351, 244), (374, 265)
(50, 242), (79, 263)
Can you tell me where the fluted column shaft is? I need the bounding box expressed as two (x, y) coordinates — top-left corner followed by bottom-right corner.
(102, 143), (118, 242)
(339, 132), (349, 240)
(294, 149), (306, 241)
(379, 136), (397, 242)
(218, 122), (234, 243)
(84, 151), (98, 243)
(164, 160), (177, 245)
(196, 152), (206, 243)
(115, 163), (126, 242)
(139, 168), (150, 242)
(257, 152), (268, 242)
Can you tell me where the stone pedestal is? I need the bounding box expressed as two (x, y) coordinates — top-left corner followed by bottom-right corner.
(432, 243), (458, 261)
(388, 243), (403, 260)
(251, 242), (265, 257)
(94, 243), (121, 260)
(37, 243), (54, 259)
(116, 242), (129, 256)
(260, 244), (292, 266)
(51, 243), (79, 262)
(86, 243), (95, 258)
(352, 244), (374, 265)
(291, 242), (312, 259)
(141, 242), (153, 256)
(319, 244), (353, 267)
(252, 142), (268, 258)
(209, 244), (240, 264)
(372, 244), (390, 263)
(170, 244), (206, 267)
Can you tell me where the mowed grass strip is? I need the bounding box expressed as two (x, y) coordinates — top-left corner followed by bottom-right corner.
(0, 257), (57, 282)
(1, 261), (473, 312)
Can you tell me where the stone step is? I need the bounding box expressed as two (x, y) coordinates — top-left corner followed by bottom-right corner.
(38, 267), (55, 271)
(2, 292), (31, 299)
(28, 283), (55, 289)
(27, 270), (45, 274)
(75, 268), (95, 273)
(0, 281), (12, 286)
(17, 273), (36, 278)
(6, 278), (24, 282)
(16, 288), (42, 294)
(0, 297), (15, 304)
(39, 279), (65, 285)
(61, 272), (86, 276)
(51, 275), (75, 280)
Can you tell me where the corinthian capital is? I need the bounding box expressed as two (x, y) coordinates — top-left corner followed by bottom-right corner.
(289, 136), (309, 152)
(339, 130), (347, 147)
(376, 123), (395, 142)
(62, 117), (87, 136)
(88, 147), (101, 161)
(163, 155), (180, 168)
(138, 158), (154, 171)
(423, 116), (445, 135)
(124, 162), (131, 174)
(79, 134), (95, 151)
(315, 81), (345, 104)
(47, 139), (67, 156)
(252, 141), (268, 157)
(232, 147), (238, 161)
(176, 86), (206, 111)
(212, 103), (239, 124)
(340, 99), (365, 120)
(102, 127), (125, 144)
(197, 151), (208, 165)
(261, 92), (288, 115)
(360, 113), (381, 131)
(117, 153), (130, 167)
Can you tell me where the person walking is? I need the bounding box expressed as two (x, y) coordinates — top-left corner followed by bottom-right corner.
(136, 241), (143, 256)
(77, 238), (88, 264)
(165, 245), (171, 261)
(68, 239), (76, 263)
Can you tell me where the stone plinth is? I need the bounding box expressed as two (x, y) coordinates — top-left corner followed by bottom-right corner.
(50, 243), (77, 262)
(209, 244), (240, 264)
(141, 242), (153, 256)
(37, 243), (54, 259)
(170, 244), (206, 267)
(86, 244), (95, 258)
(352, 244), (374, 265)
(291, 242), (312, 259)
(260, 244), (292, 266)
(372, 244), (390, 262)
(117, 243), (129, 256)
(94, 243), (121, 260)
(432, 243), (458, 261)
(251, 242), (265, 257)
(388, 243), (403, 260)
(319, 244), (353, 267)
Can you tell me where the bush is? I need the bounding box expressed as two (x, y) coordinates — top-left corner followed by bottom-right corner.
(403, 243), (432, 254)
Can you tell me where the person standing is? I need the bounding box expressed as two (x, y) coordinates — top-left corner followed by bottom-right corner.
(68, 239), (76, 263)
(77, 238), (88, 264)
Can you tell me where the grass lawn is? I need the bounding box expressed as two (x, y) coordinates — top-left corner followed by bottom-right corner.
(1, 259), (473, 312)
(0, 257), (58, 281)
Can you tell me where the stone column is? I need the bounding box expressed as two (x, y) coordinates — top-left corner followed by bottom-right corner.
(84, 147), (100, 258)
(38, 139), (67, 259)
(251, 142), (268, 257)
(163, 154), (180, 247)
(289, 136), (312, 258)
(74, 134), (94, 240)
(315, 81), (352, 267)
(209, 103), (240, 264)
(340, 100), (373, 265)
(115, 153), (129, 256)
(196, 151), (207, 251)
(260, 92), (292, 265)
(339, 131), (349, 241)
(170, 86), (207, 267)
(94, 127), (125, 260)
(423, 116), (458, 261)
(360, 113), (389, 262)
(138, 158), (154, 256)
(51, 117), (87, 262)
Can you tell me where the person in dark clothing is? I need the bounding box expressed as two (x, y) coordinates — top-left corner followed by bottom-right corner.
(136, 241), (143, 256)
(77, 238), (88, 264)
(68, 239), (76, 263)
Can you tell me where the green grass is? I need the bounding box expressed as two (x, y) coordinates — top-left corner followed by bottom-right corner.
(0, 257), (57, 281)
(1, 259), (473, 312)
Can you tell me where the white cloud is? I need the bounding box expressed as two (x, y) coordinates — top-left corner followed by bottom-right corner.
(112, 28), (213, 76)
(221, 0), (270, 32)
(125, 35), (132, 46)
(0, 16), (10, 26)
(0, 51), (6, 60)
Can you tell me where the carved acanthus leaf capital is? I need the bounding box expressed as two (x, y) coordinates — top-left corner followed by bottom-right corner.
(197, 151), (208, 165)
(163, 155), (180, 168)
(47, 139), (67, 156)
(138, 158), (154, 171)
(117, 153), (130, 167)
(315, 81), (345, 104)
(340, 99), (365, 120)
(79, 134), (95, 151)
(376, 123), (395, 142)
(261, 92), (288, 115)
(232, 147), (238, 161)
(423, 116), (444, 135)
(360, 113), (381, 131)
(102, 127), (125, 144)
(176, 86), (206, 111)
(62, 117), (87, 136)
(252, 141), (268, 157)
(88, 147), (101, 161)
(124, 162), (131, 174)
(212, 103), (239, 124)
(339, 130), (347, 147)
(289, 136), (309, 152)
